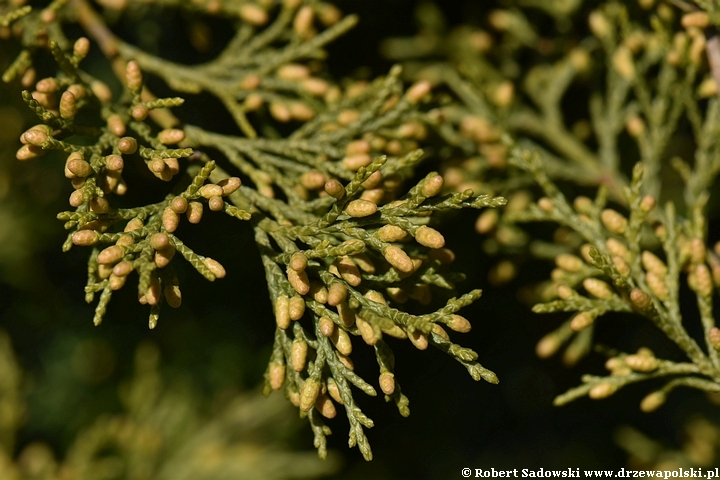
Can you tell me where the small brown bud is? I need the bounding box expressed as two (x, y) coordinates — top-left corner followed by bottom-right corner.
(288, 101), (315, 121)
(535, 334), (561, 359)
(319, 316), (335, 337)
(682, 11), (709, 29)
(612, 256), (630, 277)
(35, 77), (59, 93)
(239, 3), (268, 25)
(338, 109), (360, 125)
(133, 105), (149, 123)
(204, 258), (226, 279)
(364, 290), (387, 305)
(157, 159), (174, 178)
(640, 195), (656, 213)
(327, 378), (344, 405)
(601, 209), (627, 234)
(187, 201), (204, 223)
(90, 196), (110, 214)
(114, 235), (133, 247)
(277, 63), (310, 80)
(59, 91), (77, 119)
(406, 80), (432, 104)
(336, 301), (355, 328)
(709, 327), (720, 350)
(331, 328), (352, 356)
(125, 218), (144, 232)
(275, 296), (290, 329)
(625, 115), (645, 137)
(345, 199), (377, 218)
(99, 264), (113, 281)
(300, 171), (326, 190)
(269, 363), (285, 390)
(170, 196), (188, 214)
(90, 80), (112, 102)
(105, 154), (124, 171)
(641, 251), (667, 278)
(218, 177), (241, 196)
(691, 238), (706, 264)
(624, 354), (658, 372)
(208, 196), (224, 212)
(112, 261), (133, 277)
(244, 92), (264, 110)
(415, 226), (445, 249)
(302, 77), (329, 96)
(269, 101), (291, 122)
(324, 179), (345, 199)
(538, 197), (553, 212)
(126, 60), (143, 91)
(356, 317), (378, 345)
(381, 323), (407, 339)
(108, 274), (127, 291)
(606, 238), (628, 258)
(157, 128), (185, 145)
(291, 340), (309, 372)
(556, 254), (583, 272)
(695, 264), (713, 297)
(447, 314), (472, 333)
(21, 125), (52, 144)
(345, 140), (371, 156)
(162, 207), (180, 232)
(293, 5), (315, 37)
(646, 272), (669, 301)
(309, 282), (328, 303)
(148, 233), (168, 251)
(299, 377), (320, 412)
(336, 256), (361, 286)
(408, 330), (428, 350)
(570, 312), (594, 331)
(492, 81), (514, 107)
(475, 210), (498, 234)
(72, 230), (99, 246)
(359, 188), (382, 204)
(557, 284), (573, 299)
(67, 157), (92, 178)
(379, 372), (395, 395)
(327, 282), (347, 306)
(98, 245), (124, 265)
(573, 196), (593, 213)
(16, 144), (46, 161)
(288, 295), (305, 320)
(315, 394), (337, 419)
(383, 246), (414, 273)
(583, 278), (613, 299)
(199, 184), (223, 199)
(73, 36), (90, 58)
(432, 324), (450, 341)
(630, 288), (652, 310)
(317, 3), (342, 25)
(69, 190), (84, 207)
(588, 382), (616, 399)
(289, 252), (308, 272)
(117, 137), (137, 155)
(640, 391), (666, 412)
(377, 225), (408, 242)
(342, 154), (372, 171)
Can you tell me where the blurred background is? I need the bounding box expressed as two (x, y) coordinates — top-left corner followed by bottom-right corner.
(1, 0), (720, 478)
